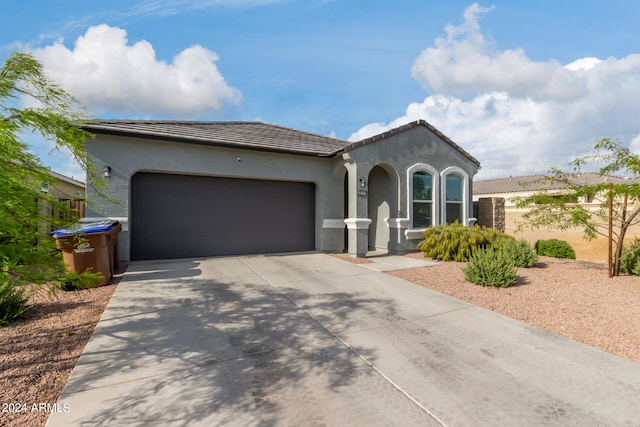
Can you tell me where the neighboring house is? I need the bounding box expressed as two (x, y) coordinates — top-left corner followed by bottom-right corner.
(42, 168), (86, 200)
(474, 173), (640, 206)
(473, 173), (640, 261)
(39, 169), (86, 229)
(83, 119), (480, 262)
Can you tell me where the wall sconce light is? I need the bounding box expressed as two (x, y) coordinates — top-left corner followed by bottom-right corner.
(359, 178), (367, 188)
(104, 166), (112, 178)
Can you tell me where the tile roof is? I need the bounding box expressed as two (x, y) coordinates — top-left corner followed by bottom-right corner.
(82, 119), (480, 166)
(82, 120), (350, 157)
(474, 172), (640, 195)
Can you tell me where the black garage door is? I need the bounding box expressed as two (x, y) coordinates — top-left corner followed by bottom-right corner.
(130, 172), (316, 260)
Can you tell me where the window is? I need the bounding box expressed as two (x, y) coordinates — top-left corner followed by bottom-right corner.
(412, 171), (433, 228)
(441, 167), (469, 226)
(407, 163), (439, 232)
(445, 173), (463, 224)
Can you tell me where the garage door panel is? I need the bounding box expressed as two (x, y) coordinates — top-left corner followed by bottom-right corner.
(131, 173), (315, 260)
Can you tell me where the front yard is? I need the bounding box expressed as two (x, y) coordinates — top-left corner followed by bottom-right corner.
(1, 255), (638, 427)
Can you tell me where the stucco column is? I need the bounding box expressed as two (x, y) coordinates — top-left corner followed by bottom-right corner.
(344, 162), (371, 257)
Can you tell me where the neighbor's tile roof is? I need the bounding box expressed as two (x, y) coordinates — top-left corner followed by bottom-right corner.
(474, 173), (640, 195)
(82, 120), (350, 157)
(47, 169), (86, 187)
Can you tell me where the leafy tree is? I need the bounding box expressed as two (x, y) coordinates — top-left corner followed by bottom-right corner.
(1, 52), (100, 324)
(514, 138), (640, 276)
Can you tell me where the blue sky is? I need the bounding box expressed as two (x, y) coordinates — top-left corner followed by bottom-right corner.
(2, 1), (640, 179)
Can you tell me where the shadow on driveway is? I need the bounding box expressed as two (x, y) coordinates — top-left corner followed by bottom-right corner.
(48, 255), (438, 426)
(48, 253), (640, 427)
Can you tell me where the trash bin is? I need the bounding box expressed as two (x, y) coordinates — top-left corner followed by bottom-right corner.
(51, 220), (122, 286)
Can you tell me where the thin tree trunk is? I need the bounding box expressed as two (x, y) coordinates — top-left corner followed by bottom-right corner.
(608, 184), (613, 277)
(613, 195), (629, 276)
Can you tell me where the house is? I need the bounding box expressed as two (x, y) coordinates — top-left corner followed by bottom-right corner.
(474, 173), (640, 205)
(83, 119), (480, 262)
(42, 168), (86, 200)
(473, 173), (640, 261)
(39, 169), (86, 229)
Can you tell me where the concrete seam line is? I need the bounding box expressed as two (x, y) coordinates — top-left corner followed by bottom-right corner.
(240, 258), (448, 427)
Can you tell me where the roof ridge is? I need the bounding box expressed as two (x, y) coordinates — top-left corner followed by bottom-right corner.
(475, 173), (550, 182)
(82, 120), (349, 157)
(477, 171), (635, 182)
(89, 119), (262, 125)
(88, 119), (348, 142)
(47, 168), (86, 186)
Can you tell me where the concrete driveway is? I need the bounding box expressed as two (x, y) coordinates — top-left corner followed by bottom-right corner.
(47, 253), (640, 426)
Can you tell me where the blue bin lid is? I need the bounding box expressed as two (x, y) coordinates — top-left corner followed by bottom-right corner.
(51, 220), (120, 237)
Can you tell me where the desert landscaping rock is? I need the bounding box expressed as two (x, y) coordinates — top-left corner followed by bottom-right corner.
(391, 253), (640, 364)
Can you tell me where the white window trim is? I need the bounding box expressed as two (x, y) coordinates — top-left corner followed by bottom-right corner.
(407, 163), (439, 233)
(440, 166), (469, 226)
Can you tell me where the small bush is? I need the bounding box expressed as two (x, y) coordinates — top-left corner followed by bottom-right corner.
(462, 247), (517, 287)
(535, 239), (576, 259)
(620, 238), (640, 276)
(500, 239), (538, 268)
(0, 276), (30, 327)
(418, 223), (513, 262)
(59, 270), (102, 291)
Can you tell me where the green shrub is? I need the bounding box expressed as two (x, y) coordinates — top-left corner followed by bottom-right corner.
(500, 239), (538, 268)
(620, 238), (640, 276)
(59, 270), (102, 291)
(417, 223), (513, 262)
(535, 239), (576, 259)
(0, 275), (30, 327)
(462, 247), (517, 287)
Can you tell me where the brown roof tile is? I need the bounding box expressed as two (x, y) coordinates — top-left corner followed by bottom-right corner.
(82, 119), (480, 167)
(474, 172), (640, 195)
(82, 120), (350, 157)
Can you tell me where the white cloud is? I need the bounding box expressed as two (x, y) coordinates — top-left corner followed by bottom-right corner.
(564, 57), (601, 72)
(411, 3), (586, 102)
(31, 24), (241, 116)
(630, 134), (640, 153)
(352, 3), (640, 179)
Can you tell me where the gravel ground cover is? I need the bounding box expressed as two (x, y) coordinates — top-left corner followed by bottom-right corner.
(390, 253), (640, 364)
(1, 255), (638, 427)
(0, 277), (119, 427)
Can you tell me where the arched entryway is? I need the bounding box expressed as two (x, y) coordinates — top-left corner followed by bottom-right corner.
(367, 164), (398, 251)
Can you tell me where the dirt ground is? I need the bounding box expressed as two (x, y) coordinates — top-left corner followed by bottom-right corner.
(0, 272), (122, 427)
(392, 253), (640, 364)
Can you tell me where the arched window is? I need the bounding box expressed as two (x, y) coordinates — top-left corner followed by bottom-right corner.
(413, 171), (433, 228)
(407, 163), (439, 229)
(445, 173), (463, 224)
(441, 167), (469, 225)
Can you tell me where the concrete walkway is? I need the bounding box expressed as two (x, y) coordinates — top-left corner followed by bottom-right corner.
(47, 253), (640, 426)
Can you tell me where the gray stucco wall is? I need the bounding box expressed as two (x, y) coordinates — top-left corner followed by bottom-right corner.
(86, 135), (346, 262)
(86, 123), (479, 262)
(343, 125), (479, 254)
